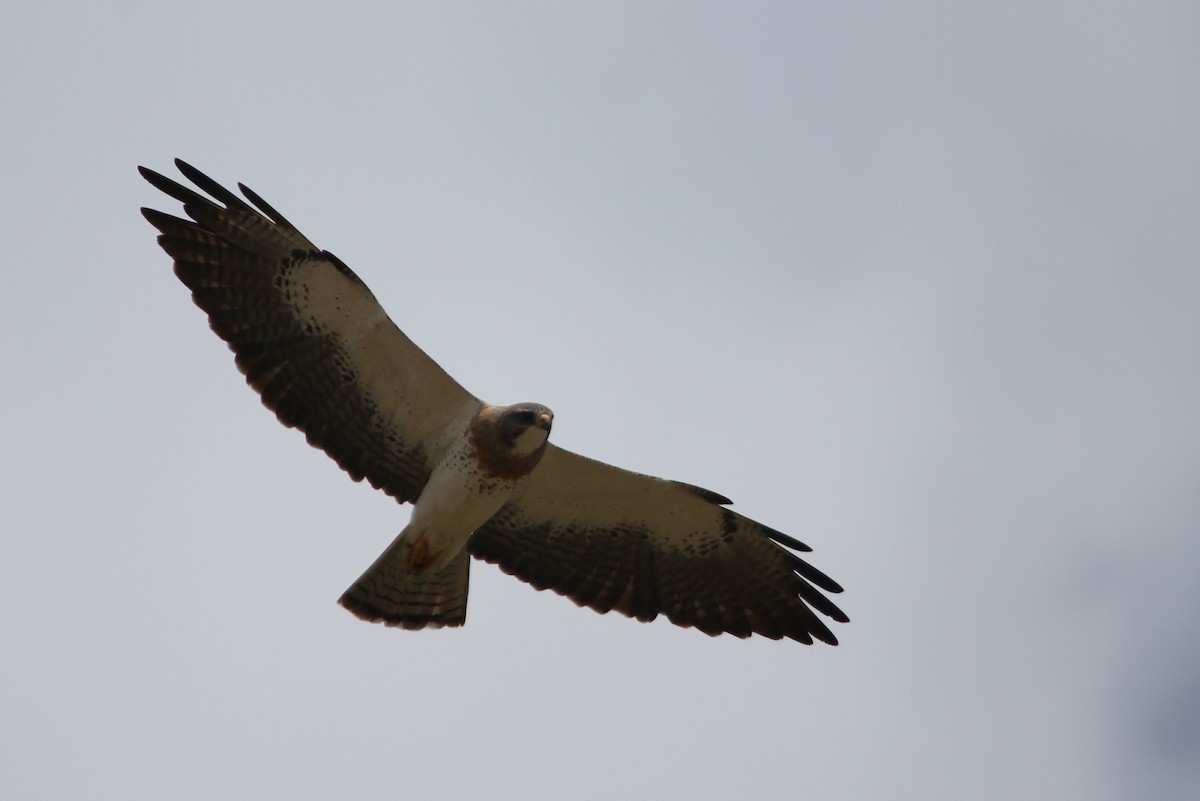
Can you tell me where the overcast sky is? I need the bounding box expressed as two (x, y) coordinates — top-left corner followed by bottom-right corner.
(3, 3), (1198, 800)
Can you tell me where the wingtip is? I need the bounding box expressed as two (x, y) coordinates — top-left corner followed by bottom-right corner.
(173, 158), (214, 190)
(137, 164), (167, 185)
(675, 481), (733, 506)
(764, 525), (813, 552)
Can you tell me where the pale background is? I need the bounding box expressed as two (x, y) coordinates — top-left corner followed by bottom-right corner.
(3, 3), (1197, 800)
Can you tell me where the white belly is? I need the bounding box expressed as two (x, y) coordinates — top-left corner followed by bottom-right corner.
(404, 432), (523, 567)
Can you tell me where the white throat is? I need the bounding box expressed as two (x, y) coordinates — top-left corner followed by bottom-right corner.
(511, 425), (550, 457)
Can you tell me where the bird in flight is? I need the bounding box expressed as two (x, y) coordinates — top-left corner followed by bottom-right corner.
(140, 159), (848, 643)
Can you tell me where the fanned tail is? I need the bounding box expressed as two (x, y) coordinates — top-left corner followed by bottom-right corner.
(338, 538), (470, 629)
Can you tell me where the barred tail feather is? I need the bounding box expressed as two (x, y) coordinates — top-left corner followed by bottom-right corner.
(338, 540), (470, 629)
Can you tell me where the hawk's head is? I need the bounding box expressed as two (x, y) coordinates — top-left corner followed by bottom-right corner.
(497, 402), (553, 452)
(470, 402), (554, 479)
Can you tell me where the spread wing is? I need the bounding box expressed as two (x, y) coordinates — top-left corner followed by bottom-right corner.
(141, 159), (480, 502)
(469, 445), (848, 643)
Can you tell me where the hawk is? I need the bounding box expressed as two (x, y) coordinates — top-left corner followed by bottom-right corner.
(141, 159), (849, 644)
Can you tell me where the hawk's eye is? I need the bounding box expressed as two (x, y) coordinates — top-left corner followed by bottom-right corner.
(514, 410), (536, 424)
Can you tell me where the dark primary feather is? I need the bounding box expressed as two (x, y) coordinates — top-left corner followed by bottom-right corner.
(140, 160), (478, 503)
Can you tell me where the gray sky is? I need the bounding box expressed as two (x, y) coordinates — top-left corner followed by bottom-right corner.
(3, 2), (1198, 799)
